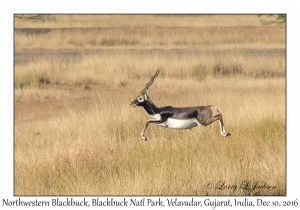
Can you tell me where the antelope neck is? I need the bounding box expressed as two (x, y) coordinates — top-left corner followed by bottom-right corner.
(143, 100), (159, 115)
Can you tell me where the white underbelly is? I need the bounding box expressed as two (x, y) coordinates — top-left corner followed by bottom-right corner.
(158, 118), (200, 129)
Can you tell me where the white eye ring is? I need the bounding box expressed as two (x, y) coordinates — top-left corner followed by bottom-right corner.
(137, 97), (144, 102)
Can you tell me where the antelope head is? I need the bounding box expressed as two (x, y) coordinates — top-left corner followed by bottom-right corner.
(130, 69), (160, 107)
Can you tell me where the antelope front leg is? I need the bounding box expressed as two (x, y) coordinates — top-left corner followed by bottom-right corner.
(140, 119), (162, 141)
(140, 121), (150, 140)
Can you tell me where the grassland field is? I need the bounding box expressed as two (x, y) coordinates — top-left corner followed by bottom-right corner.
(14, 15), (286, 195)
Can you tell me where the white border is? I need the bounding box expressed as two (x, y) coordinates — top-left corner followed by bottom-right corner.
(2, 1), (299, 209)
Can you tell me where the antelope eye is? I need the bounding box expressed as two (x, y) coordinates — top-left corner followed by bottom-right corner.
(137, 97), (144, 102)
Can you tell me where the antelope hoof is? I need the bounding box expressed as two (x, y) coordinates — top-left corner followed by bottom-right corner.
(141, 134), (147, 141)
(222, 132), (231, 137)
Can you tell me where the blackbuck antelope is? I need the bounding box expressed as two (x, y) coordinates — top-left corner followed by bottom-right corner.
(130, 69), (231, 140)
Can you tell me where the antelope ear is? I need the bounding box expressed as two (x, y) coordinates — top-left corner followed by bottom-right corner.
(145, 91), (148, 100)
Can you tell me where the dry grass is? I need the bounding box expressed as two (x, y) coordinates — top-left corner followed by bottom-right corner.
(14, 51), (285, 89)
(14, 26), (285, 51)
(14, 15), (285, 51)
(14, 14), (267, 28)
(14, 15), (286, 196)
(14, 77), (285, 196)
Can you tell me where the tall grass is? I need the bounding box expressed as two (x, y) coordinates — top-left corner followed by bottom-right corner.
(14, 76), (285, 195)
(14, 51), (285, 89)
(14, 52), (286, 195)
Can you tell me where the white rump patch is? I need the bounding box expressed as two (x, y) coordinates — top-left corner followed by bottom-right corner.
(158, 118), (200, 129)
